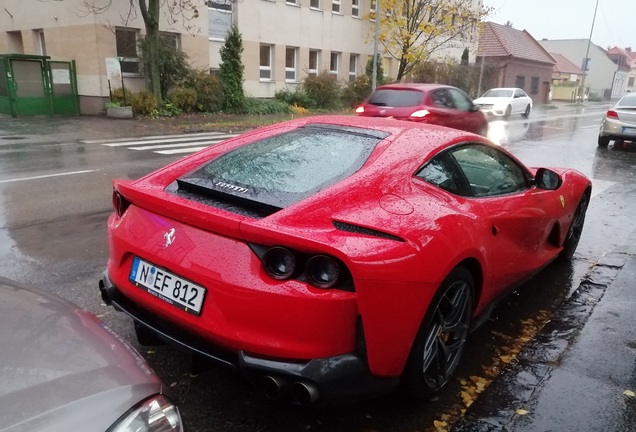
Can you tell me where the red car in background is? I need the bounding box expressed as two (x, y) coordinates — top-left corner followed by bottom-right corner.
(356, 83), (489, 136)
(100, 116), (590, 406)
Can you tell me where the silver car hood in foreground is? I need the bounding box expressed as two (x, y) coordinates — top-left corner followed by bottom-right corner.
(0, 277), (164, 432)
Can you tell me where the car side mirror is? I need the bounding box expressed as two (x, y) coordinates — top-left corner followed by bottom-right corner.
(534, 168), (562, 190)
(470, 104), (480, 112)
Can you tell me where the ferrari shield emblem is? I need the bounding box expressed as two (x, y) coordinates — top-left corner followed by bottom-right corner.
(560, 195), (565, 208)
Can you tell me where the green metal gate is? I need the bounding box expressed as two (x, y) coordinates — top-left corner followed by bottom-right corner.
(0, 54), (79, 117)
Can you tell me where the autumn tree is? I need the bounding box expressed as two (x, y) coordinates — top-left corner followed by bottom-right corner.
(81, 0), (207, 104)
(374, 0), (490, 81)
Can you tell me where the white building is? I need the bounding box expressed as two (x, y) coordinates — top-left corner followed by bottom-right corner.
(538, 39), (625, 100)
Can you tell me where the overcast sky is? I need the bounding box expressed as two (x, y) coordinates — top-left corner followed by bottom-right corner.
(483, 0), (634, 50)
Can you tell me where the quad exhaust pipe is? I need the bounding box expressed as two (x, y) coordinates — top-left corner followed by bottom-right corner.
(262, 375), (287, 400)
(261, 375), (320, 405)
(291, 381), (320, 406)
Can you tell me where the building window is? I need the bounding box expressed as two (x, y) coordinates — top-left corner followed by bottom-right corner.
(370, 0), (377, 21)
(116, 28), (140, 74)
(286, 47), (298, 82)
(260, 44), (272, 81)
(628, 77), (634, 87)
(309, 50), (320, 76)
(382, 57), (391, 78)
(352, 0), (360, 17)
(332, 0), (341, 14)
(515, 75), (526, 89)
(530, 76), (540, 94)
(160, 32), (181, 50)
(286, 0), (298, 5)
(310, 0), (320, 8)
(35, 29), (47, 56)
(207, 0), (231, 10)
(349, 54), (358, 82)
(330, 52), (340, 76)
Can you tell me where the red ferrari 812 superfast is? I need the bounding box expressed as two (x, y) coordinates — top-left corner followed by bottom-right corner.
(100, 116), (591, 406)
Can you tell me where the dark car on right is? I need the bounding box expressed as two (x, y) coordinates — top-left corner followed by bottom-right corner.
(355, 83), (488, 136)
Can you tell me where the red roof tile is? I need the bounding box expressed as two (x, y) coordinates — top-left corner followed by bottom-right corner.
(551, 53), (583, 75)
(608, 46), (636, 61)
(478, 22), (555, 65)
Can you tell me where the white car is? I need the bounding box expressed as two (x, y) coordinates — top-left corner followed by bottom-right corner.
(473, 88), (533, 119)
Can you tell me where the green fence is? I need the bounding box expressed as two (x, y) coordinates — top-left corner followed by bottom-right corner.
(0, 54), (79, 117)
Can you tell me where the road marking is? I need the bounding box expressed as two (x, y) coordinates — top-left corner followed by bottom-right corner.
(128, 141), (220, 151)
(0, 169), (100, 184)
(590, 179), (617, 197)
(79, 132), (225, 144)
(89, 132), (239, 154)
(156, 147), (208, 155)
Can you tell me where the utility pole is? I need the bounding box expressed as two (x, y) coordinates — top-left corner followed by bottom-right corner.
(580, 0), (599, 102)
(372, 0), (380, 91)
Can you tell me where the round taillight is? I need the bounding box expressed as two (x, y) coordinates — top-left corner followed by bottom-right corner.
(263, 246), (296, 280)
(305, 255), (341, 289)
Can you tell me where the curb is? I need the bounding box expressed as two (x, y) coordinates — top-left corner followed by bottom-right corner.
(453, 251), (629, 431)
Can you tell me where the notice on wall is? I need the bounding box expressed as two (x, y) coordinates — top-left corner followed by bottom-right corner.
(51, 68), (70, 84)
(208, 8), (232, 40)
(105, 57), (122, 82)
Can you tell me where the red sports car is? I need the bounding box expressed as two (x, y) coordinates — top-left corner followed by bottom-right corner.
(100, 116), (591, 405)
(355, 83), (489, 136)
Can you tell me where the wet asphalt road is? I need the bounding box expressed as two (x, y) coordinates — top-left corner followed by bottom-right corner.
(0, 105), (634, 432)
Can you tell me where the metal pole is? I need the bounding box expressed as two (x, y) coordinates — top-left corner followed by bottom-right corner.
(580, 0), (599, 101)
(477, 54), (485, 96)
(372, 0), (380, 91)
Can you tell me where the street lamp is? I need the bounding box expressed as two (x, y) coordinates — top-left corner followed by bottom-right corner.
(580, 0), (599, 102)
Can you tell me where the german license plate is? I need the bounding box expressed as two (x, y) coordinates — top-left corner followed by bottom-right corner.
(622, 127), (636, 135)
(129, 257), (206, 316)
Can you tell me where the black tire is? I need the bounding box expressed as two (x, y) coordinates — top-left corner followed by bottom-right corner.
(404, 267), (474, 400)
(598, 135), (610, 147)
(504, 105), (511, 119)
(558, 193), (589, 261)
(522, 105), (531, 118)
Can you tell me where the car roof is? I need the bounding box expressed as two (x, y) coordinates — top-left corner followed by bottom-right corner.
(486, 87), (521, 91)
(225, 115), (484, 161)
(375, 83), (456, 92)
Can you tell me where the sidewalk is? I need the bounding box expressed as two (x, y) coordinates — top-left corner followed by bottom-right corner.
(454, 232), (636, 432)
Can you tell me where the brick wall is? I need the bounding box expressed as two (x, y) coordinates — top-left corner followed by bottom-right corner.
(483, 57), (554, 104)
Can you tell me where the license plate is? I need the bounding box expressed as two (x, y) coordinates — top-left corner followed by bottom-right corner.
(129, 257), (206, 316)
(622, 127), (636, 135)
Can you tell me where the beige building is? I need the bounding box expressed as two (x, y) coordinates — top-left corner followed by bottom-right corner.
(0, 0), (208, 114)
(1, 0), (480, 114)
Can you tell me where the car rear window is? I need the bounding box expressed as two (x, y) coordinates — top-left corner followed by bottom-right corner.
(482, 89), (513, 98)
(617, 94), (636, 107)
(368, 89), (424, 107)
(174, 125), (388, 213)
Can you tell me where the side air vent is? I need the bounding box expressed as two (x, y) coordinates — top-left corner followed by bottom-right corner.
(333, 221), (404, 242)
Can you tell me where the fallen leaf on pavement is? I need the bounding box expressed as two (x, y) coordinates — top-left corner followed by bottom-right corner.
(516, 409), (529, 415)
(624, 390), (635, 398)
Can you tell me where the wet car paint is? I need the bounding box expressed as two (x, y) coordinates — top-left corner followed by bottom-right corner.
(2, 104), (636, 430)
